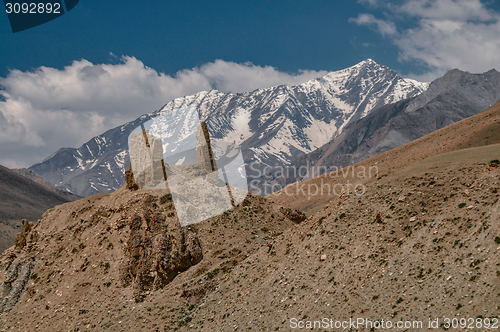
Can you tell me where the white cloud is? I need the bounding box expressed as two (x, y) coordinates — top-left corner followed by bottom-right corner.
(349, 14), (397, 36)
(351, 0), (500, 80)
(358, 0), (380, 7)
(395, 0), (494, 21)
(0, 57), (326, 168)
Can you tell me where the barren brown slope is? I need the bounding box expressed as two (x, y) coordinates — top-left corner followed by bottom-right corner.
(169, 142), (500, 331)
(0, 165), (74, 253)
(0, 186), (295, 331)
(275, 99), (500, 214)
(11, 168), (81, 202)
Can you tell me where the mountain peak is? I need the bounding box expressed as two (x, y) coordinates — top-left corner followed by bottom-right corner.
(320, 59), (388, 82)
(407, 67), (500, 114)
(358, 58), (377, 65)
(351, 58), (381, 68)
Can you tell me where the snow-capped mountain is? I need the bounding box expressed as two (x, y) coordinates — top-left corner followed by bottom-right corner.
(29, 59), (428, 196)
(289, 68), (500, 184)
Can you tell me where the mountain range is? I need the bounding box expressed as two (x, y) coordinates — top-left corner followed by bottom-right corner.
(288, 68), (500, 183)
(29, 59), (427, 197)
(11, 168), (80, 201)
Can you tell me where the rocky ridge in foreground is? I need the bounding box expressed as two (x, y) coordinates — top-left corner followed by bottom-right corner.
(0, 186), (294, 331)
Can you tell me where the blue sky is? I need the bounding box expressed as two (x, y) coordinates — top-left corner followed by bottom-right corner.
(0, 1), (404, 78)
(1, 0), (500, 168)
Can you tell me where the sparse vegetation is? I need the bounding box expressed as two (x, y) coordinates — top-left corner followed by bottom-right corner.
(206, 268), (220, 279)
(159, 193), (172, 204)
(2, 109), (500, 331)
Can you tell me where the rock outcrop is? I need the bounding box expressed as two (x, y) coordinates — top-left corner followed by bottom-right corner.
(129, 129), (165, 189)
(125, 164), (138, 190)
(0, 183), (293, 331)
(279, 207), (306, 223)
(120, 195), (203, 302)
(14, 219), (36, 248)
(0, 257), (34, 315)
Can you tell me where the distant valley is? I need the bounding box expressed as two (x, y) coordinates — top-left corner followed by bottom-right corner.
(0, 166), (78, 252)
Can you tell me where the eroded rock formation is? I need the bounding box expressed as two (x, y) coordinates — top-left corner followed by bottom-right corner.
(0, 258), (34, 315)
(120, 195), (203, 302)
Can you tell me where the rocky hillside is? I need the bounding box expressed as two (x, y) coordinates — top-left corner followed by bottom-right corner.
(289, 68), (500, 184)
(278, 100), (500, 213)
(0, 101), (499, 331)
(0, 187), (295, 330)
(29, 59), (427, 197)
(190, 143), (499, 331)
(0, 165), (76, 253)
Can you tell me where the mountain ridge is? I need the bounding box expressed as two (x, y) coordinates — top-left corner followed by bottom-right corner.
(276, 99), (500, 214)
(29, 59), (427, 197)
(0, 165), (75, 253)
(11, 168), (81, 202)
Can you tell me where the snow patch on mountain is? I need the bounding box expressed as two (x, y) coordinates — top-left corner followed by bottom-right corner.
(224, 107), (252, 144)
(305, 118), (338, 148)
(114, 150), (127, 174)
